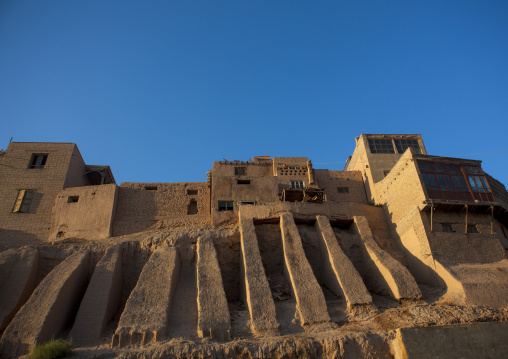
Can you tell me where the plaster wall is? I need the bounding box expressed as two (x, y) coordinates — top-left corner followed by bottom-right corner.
(375, 152), (440, 285)
(63, 146), (90, 188)
(113, 182), (210, 236)
(49, 184), (118, 241)
(394, 322), (508, 359)
(313, 169), (367, 203)
(425, 212), (506, 265)
(347, 135), (426, 202)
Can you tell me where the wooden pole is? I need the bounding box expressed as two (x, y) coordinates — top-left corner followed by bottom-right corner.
(491, 205), (494, 235)
(430, 204), (434, 232)
(465, 204), (468, 234)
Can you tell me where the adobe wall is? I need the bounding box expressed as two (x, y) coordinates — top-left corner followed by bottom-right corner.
(424, 211), (506, 265)
(0, 143), (78, 249)
(211, 161), (279, 225)
(272, 157), (310, 187)
(113, 182), (210, 236)
(314, 169), (367, 203)
(374, 152), (440, 285)
(347, 135), (426, 202)
(376, 151), (426, 224)
(211, 159), (371, 226)
(49, 184), (118, 241)
(63, 145), (90, 188)
(394, 322), (508, 359)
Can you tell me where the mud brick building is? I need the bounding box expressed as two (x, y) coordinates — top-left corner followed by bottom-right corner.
(0, 135), (507, 358)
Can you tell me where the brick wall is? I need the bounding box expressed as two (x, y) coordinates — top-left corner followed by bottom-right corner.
(314, 169), (367, 203)
(113, 182), (211, 236)
(0, 143), (79, 249)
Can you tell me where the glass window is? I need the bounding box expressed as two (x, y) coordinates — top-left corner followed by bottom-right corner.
(394, 139), (422, 154)
(467, 224), (479, 233)
(422, 173), (438, 190)
(444, 175), (453, 189)
(468, 176), (478, 191)
(442, 224), (454, 233)
(218, 201), (234, 211)
(465, 166), (481, 174)
(428, 174), (438, 189)
(474, 176), (484, 192)
(437, 175), (446, 189)
(28, 154), (48, 169)
(451, 176), (468, 191)
(448, 166), (461, 172)
(422, 174), (431, 188)
(418, 162), (433, 171)
(368, 139), (395, 154)
(291, 181), (305, 189)
(434, 165), (446, 172)
(480, 176), (491, 193)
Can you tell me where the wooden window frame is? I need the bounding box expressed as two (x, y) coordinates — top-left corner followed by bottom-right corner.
(13, 190), (35, 213)
(290, 180), (305, 189)
(218, 200), (234, 211)
(28, 154), (48, 169)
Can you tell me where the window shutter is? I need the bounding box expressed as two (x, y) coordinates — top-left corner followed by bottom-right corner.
(13, 190), (26, 212)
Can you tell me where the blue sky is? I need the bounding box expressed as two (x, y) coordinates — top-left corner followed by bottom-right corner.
(1, 1), (507, 185)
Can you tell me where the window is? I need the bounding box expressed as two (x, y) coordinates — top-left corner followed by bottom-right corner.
(465, 166), (482, 174)
(337, 187), (349, 193)
(218, 201), (234, 211)
(187, 189), (198, 195)
(145, 186), (158, 191)
(418, 161), (482, 193)
(67, 196), (79, 203)
(441, 224), (454, 233)
(468, 175), (491, 193)
(451, 175), (468, 191)
(235, 167), (247, 176)
(419, 163), (433, 171)
(368, 139), (395, 154)
(28, 154), (48, 169)
(436, 174), (454, 191)
(239, 201), (256, 205)
(467, 224), (479, 233)
(394, 139), (422, 154)
(421, 173), (439, 190)
(13, 190), (34, 213)
(290, 181), (305, 189)
(187, 199), (198, 215)
(236, 179), (251, 185)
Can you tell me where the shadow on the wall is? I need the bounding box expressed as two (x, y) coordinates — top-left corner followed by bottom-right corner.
(28, 192), (44, 214)
(0, 229), (41, 251)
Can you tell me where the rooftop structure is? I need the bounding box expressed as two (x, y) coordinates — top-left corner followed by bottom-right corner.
(0, 135), (507, 358)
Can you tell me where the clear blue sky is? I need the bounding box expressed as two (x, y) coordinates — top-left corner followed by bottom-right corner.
(1, 1), (507, 185)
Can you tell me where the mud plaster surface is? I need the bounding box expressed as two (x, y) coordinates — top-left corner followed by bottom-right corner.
(72, 302), (508, 359)
(4, 226), (508, 358)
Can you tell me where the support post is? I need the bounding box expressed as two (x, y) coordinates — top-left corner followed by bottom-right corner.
(430, 205), (434, 232)
(491, 205), (494, 235)
(465, 204), (469, 234)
